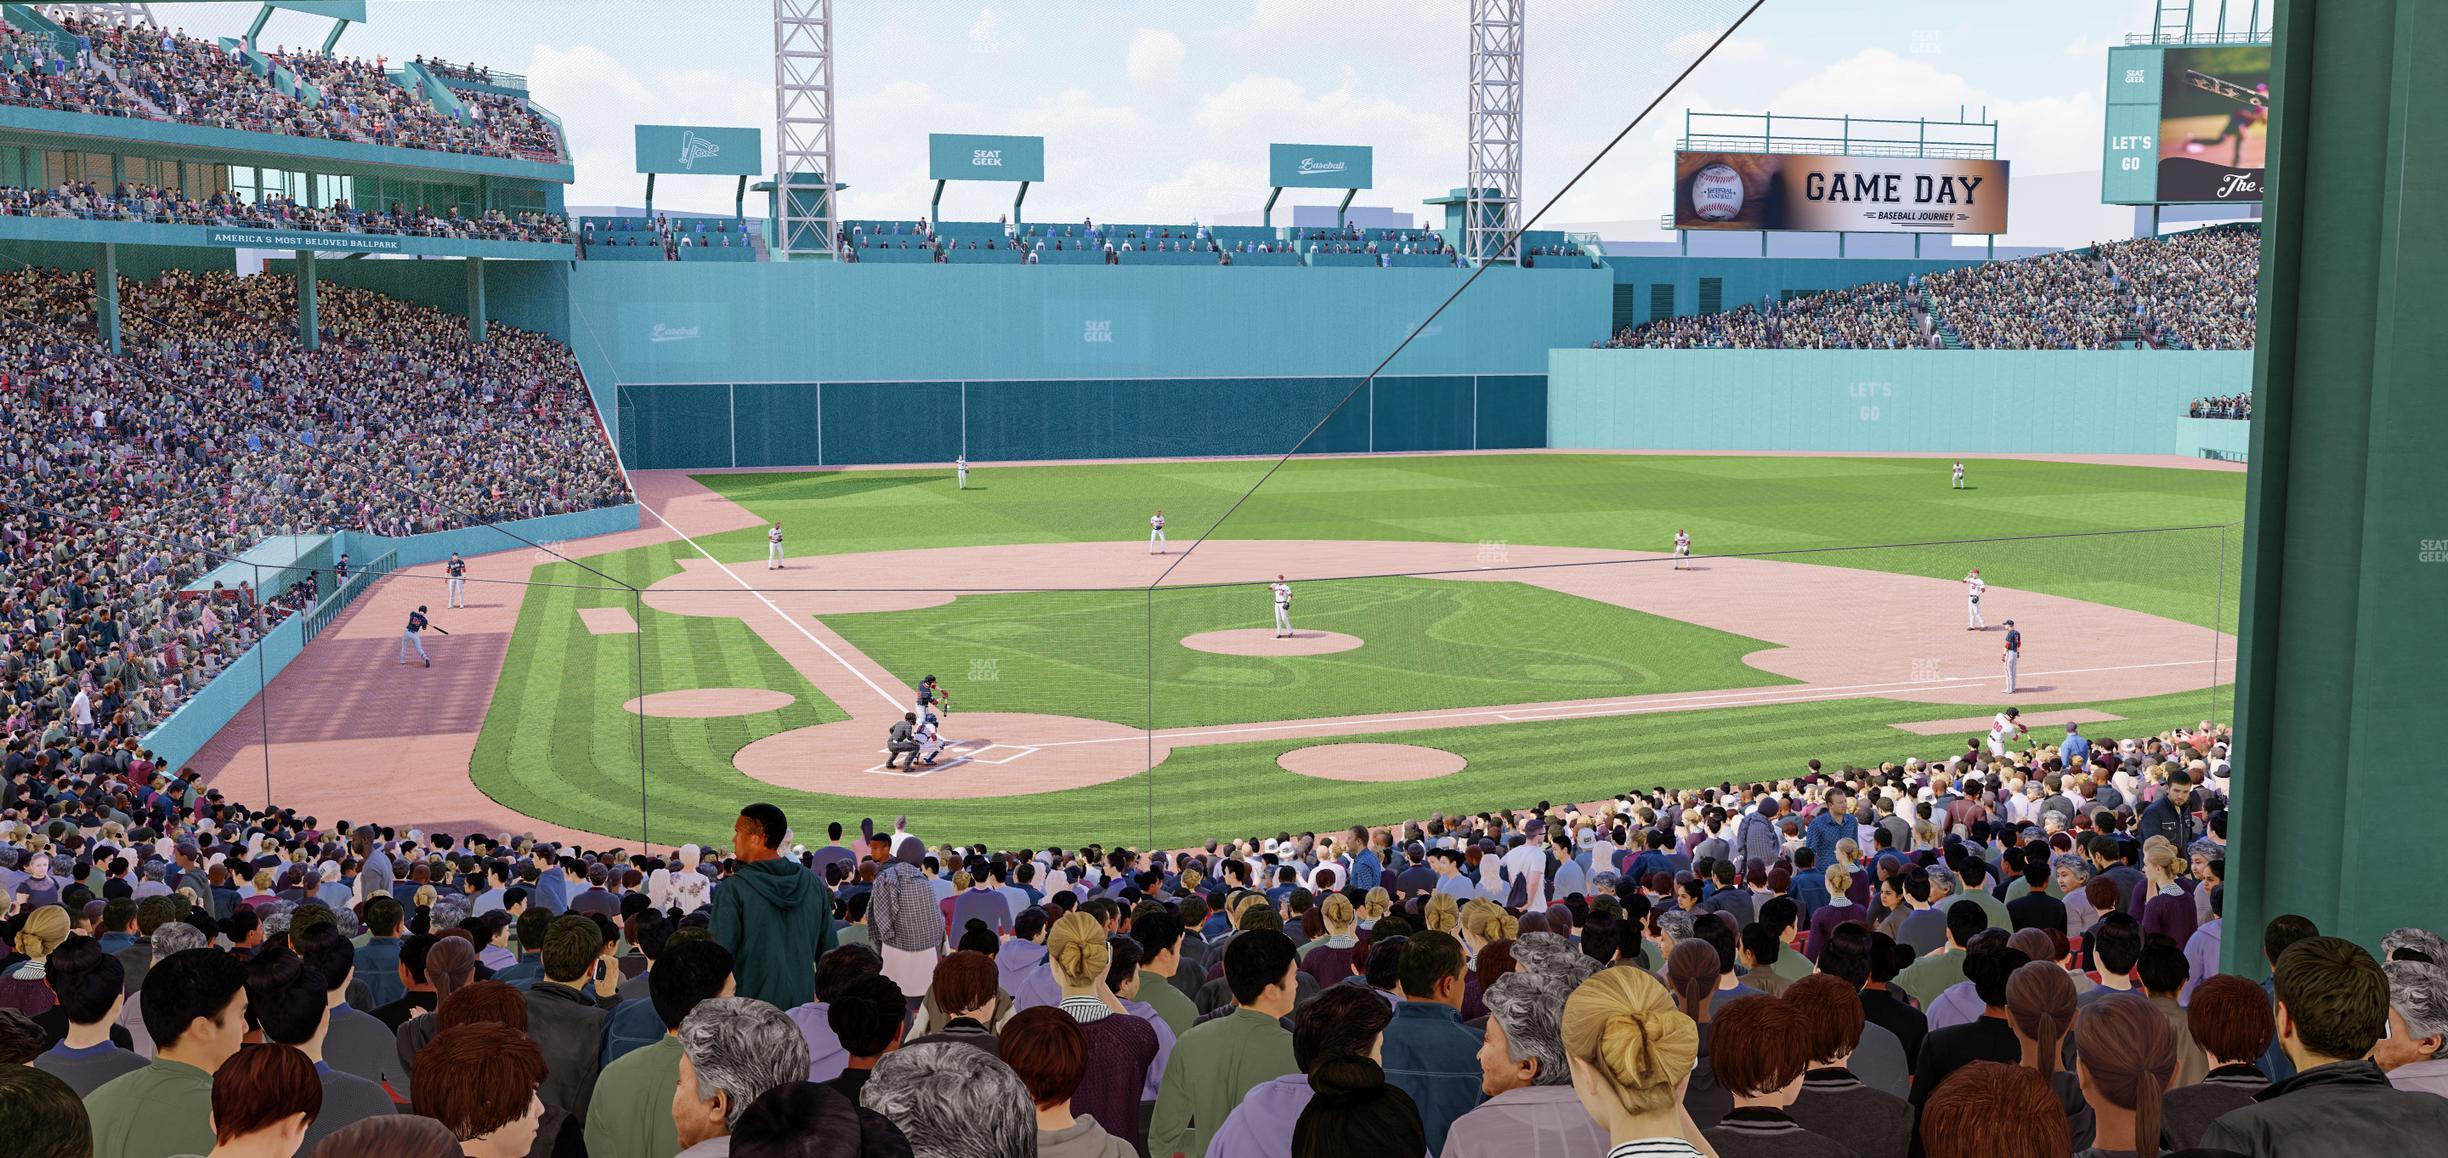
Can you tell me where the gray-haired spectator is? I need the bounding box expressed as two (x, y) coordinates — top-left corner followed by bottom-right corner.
(675, 996), (813, 1157)
(2377, 960), (2448, 1098)
(1443, 971), (1605, 1157)
(861, 1040), (1036, 1158)
(1509, 932), (1600, 989)
(2383, 927), (2448, 966)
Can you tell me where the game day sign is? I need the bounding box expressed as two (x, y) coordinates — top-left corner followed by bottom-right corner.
(1675, 151), (2011, 235)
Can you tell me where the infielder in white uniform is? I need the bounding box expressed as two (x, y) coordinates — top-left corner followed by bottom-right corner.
(1149, 509), (1167, 554)
(1271, 575), (1292, 637)
(1952, 461), (1966, 489)
(1964, 568), (1986, 630)
(767, 523), (785, 570)
(445, 552), (468, 608)
(956, 455), (969, 490)
(1674, 529), (1692, 570)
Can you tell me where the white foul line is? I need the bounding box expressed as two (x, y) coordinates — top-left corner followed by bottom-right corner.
(642, 505), (907, 713)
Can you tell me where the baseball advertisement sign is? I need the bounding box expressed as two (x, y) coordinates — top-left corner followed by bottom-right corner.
(1673, 151), (2011, 234)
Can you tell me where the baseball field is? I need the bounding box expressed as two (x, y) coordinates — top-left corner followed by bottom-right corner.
(394, 452), (2245, 850)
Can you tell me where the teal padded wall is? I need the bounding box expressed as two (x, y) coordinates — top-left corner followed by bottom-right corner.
(1473, 375), (1547, 449)
(1547, 349), (2254, 454)
(612, 375), (1546, 469)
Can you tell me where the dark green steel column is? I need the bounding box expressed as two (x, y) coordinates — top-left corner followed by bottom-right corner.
(2226, 0), (2448, 971)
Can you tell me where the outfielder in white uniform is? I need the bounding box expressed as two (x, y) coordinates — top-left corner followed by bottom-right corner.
(1673, 529), (1691, 570)
(1952, 461), (1966, 490)
(1149, 509), (1167, 554)
(1964, 568), (1986, 630)
(956, 455), (969, 490)
(1271, 576), (1292, 637)
(767, 524), (785, 570)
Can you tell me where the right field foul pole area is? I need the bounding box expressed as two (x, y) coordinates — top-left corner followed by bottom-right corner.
(1548, 348), (2255, 457)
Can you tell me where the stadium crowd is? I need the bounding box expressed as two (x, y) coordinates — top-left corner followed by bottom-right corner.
(0, 265), (627, 755)
(4, 703), (2445, 1158)
(0, 16), (563, 163)
(0, 181), (570, 243)
(2189, 395), (2252, 421)
(1606, 227), (2261, 352)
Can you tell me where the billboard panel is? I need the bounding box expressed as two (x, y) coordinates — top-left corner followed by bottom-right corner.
(2105, 46), (2164, 105)
(2100, 104), (2161, 203)
(634, 125), (763, 176)
(2156, 45), (2271, 202)
(929, 133), (1047, 182)
(1672, 152), (2009, 234)
(1268, 143), (1374, 189)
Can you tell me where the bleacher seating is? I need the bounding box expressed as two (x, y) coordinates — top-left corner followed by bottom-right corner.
(1224, 250), (1302, 266)
(0, 14), (560, 162)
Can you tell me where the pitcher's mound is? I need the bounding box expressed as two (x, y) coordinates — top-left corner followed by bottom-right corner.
(1278, 743), (1466, 782)
(624, 689), (795, 718)
(1182, 629), (1363, 656)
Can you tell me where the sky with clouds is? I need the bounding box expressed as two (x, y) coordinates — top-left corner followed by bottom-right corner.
(184, 0), (2237, 245)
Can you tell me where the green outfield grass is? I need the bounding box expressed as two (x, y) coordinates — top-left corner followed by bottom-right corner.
(823, 577), (1791, 728)
(461, 453), (2244, 847)
(690, 454), (2245, 629)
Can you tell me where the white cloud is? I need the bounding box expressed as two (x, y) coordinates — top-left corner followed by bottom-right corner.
(525, 43), (771, 214)
(1127, 29), (1187, 91)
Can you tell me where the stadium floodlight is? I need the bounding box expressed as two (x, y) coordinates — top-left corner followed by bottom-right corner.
(774, 0), (839, 258)
(1466, 0), (1525, 266)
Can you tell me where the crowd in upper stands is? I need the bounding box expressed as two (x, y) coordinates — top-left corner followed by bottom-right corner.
(0, 266), (628, 750)
(0, 181), (569, 243)
(0, 15), (563, 163)
(415, 56), (501, 85)
(1613, 282), (1928, 350)
(579, 215), (755, 260)
(2190, 394), (2252, 421)
(6, 689), (2447, 1158)
(1606, 226), (2262, 352)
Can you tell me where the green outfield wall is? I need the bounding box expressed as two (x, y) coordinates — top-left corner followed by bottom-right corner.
(1547, 348), (2255, 455)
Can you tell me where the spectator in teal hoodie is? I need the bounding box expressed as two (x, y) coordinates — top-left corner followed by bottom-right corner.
(712, 804), (836, 1010)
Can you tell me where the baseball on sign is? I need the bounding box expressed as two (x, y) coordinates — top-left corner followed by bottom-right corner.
(1690, 162), (1746, 221)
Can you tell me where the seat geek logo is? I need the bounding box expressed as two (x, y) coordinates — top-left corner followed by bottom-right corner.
(972, 148), (1004, 168)
(1082, 320), (1113, 344)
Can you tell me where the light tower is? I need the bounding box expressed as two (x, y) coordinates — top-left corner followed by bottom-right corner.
(1465, 0), (1524, 265)
(773, 0), (839, 258)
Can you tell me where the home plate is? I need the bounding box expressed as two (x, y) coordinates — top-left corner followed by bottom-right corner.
(863, 737), (1002, 776)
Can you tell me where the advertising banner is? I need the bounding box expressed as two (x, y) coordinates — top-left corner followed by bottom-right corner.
(2155, 45), (2271, 202)
(1673, 151), (2009, 234)
(929, 133), (1047, 182)
(1268, 143), (1374, 189)
(205, 228), (402, 252)
(635, 125), (763, 176)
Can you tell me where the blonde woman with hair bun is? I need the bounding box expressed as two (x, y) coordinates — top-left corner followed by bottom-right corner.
(1561, 966), (1717, 1157)
(1424, 892), (1461, 935)
(1301, 894), (1363, 989)
(1459, 899), (1518, 960)
(1043, 911), (1161, 1151)
(1360, 887), (1392, 930)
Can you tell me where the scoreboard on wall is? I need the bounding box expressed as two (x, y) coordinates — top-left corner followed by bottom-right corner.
(2102, 43), (2272, 204)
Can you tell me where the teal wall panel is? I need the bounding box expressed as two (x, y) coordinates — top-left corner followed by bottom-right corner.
(733, 383), (824, 468)
(619, 383), (734, 468)
(569, 263), (1609, 385)
(1600, 255), (1987, 321)
(821, 381), (964, 465)
(1473, 375), (1548, 449)
(2175, 416), (2252, 461)
(1369, 376), (1473, 452)
(963, 378), (1355, 461)
(1547, 349), (2254, 454)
